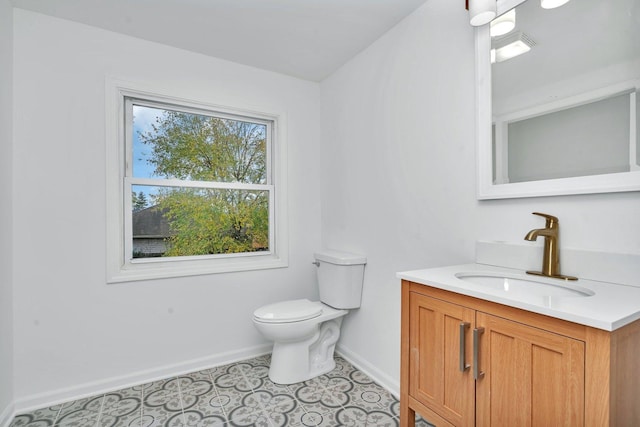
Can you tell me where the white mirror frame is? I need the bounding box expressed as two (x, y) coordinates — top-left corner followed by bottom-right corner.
(475, 0), (640, 200)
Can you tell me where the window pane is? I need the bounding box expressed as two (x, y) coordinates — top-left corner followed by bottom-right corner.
(131, 185), (269, 259)
(132, 104), (267, 184)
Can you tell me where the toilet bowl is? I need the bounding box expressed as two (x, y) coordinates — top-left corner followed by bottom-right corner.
(252, 250), (366, 384)
(253, 299), (347, 384)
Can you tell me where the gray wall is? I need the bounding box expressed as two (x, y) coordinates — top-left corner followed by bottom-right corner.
(507, 93), (631, 182)
(0, 0), (14, 423)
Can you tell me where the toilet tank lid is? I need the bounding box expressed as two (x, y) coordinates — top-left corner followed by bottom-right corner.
(314, 250), (367, 265)
(253, 299), (323, 323)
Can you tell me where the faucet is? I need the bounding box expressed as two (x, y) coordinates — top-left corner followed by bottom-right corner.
(524, 212), (577, 281)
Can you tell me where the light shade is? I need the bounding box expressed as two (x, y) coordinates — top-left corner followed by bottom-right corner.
(490, 9), (516, 37)
(541, 0), (571, 9)
(469, 0), (497, 26)
(492, 32), (535, 63)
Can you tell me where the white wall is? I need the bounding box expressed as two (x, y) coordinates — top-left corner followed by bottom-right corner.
(321, 0), (640, 394)
(12, 9), (322, 407)
(9, 0), (640, 411)
(321, 0), (478, 391)
(0, 0), (14, 423)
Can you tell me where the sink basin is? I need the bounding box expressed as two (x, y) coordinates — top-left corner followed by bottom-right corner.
(455, 272), (595, 303)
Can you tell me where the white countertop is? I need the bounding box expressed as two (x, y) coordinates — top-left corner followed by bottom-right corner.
(397, 263), (640, 331)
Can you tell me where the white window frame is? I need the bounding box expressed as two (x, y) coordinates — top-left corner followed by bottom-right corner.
(106, 77), (288, 283)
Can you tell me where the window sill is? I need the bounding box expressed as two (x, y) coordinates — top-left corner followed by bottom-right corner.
(107, 254), (288, 283)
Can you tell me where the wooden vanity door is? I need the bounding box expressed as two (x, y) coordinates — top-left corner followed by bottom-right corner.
(409, 293), (476, 426)
(475, 312), (585, 427)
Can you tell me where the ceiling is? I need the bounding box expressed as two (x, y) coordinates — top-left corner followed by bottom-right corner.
(10, 0), (430, 81)
(492, 0), (640, 106)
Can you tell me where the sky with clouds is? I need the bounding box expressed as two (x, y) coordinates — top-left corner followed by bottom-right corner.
(132, 105), (164, 204)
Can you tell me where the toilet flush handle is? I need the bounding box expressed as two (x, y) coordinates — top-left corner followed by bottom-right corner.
(312, 261), (320, 267)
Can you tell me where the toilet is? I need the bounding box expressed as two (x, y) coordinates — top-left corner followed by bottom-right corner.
(252, 250), (366, 384)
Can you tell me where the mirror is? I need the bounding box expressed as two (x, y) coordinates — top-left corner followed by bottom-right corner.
(476, 0), (640, 199)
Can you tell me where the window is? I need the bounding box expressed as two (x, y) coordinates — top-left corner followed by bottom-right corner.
(106, 80), (288, 282)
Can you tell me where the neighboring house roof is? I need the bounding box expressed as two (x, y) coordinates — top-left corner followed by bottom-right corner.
(132, 205), (171, 238)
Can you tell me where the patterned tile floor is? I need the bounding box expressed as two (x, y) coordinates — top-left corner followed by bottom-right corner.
(10, 355), (434, 427)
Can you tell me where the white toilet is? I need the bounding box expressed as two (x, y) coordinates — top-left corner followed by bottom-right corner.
(252, 250), (366, 384)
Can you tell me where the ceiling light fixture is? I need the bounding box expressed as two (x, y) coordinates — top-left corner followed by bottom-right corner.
(490, 9), (516, 37)
(541, 0), (571, 9)
(491, 31), (536, 63)
(469, 0), (497, 26)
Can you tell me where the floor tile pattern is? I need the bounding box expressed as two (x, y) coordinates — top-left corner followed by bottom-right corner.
(10, 355), (434, 426)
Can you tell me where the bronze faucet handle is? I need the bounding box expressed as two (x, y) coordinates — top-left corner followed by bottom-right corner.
(532, 212), (558, 228)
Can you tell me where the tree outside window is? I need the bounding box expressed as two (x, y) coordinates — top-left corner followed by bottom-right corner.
(128, 101), (272, 260)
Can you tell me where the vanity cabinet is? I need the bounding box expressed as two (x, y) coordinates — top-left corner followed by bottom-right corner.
(400, 280), (640, 427)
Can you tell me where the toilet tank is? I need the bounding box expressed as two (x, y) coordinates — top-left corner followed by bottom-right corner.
(314, 250), (367, 309)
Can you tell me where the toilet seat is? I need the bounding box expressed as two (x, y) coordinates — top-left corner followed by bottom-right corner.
(253, 299), (323, 323)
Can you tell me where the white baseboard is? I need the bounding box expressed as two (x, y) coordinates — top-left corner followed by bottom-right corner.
(336, 344), (400, 399)
(13, 344), (272, 415)
(12, 343), (400, 419)
(0, 401), (15, 427)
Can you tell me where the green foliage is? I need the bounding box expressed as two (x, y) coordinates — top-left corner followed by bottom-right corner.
(142, 112), (266, 184)
(132, 191), (149, 212)
(139, 111), (269, 256)
(157, 188), (268, 256)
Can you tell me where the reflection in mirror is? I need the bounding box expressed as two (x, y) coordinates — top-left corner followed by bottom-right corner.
(494, 89), (639, 183)
(476, 0), (640, 199)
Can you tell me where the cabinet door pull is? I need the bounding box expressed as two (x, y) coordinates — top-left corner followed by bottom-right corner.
(473, 327), (485, 380)
(459, 322), (470, 372)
